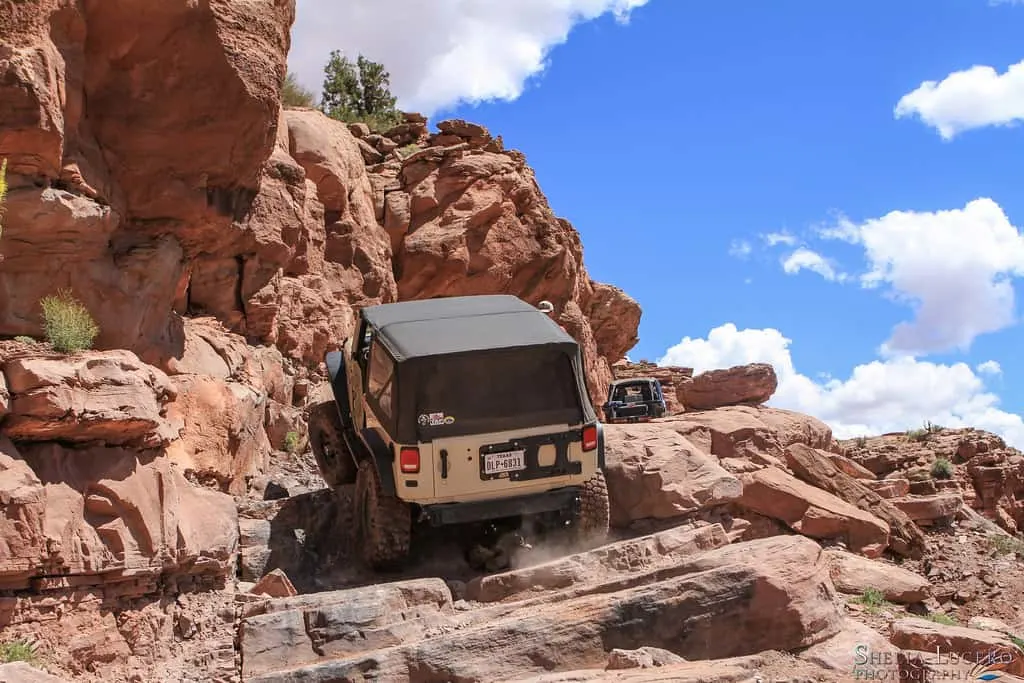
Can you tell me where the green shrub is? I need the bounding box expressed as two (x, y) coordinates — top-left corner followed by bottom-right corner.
(930, 457), (954, 480)
(854, 436), (867, 448)
(283, 431), (301, 454)
(0, 640), (35, 664)
(40, 289), (99, 353)
(988, 533), (1024, 557)
(852, 587), (890, 614)
(396, 143), (421, 159)
(926, 613), (957, 625)
(13, 336), (35, 345)
(906, 427), (928, 442)
(282, 72), (316, 108)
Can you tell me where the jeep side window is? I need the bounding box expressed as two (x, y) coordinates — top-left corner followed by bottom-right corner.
(354, 321), (373, 368)
(367, 340), (395, 419)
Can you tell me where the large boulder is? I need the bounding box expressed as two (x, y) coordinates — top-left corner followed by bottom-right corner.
(824, 548), (931, 603)
(661, 406), (833, 469)
(785, 443), (927, 559)
(680, 363), (778, 410)
(164, 375), (271, 495)
(891, 493), (963, 527)
(889, 619), (1024, 675)
(603, 423), (742, 527)
(1, 350), (180, 448)
(736, 466), (891, 557)
(0, 439), (237, 591)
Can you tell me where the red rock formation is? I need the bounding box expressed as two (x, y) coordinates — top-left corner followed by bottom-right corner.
(0, 0), (640, 399)
(840, 428), (1024, 534)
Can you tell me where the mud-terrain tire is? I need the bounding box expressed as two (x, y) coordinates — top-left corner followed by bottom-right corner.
(307, 401), (356, 487)
(354, 459), (412, 571)
(573, 469), (610, 542)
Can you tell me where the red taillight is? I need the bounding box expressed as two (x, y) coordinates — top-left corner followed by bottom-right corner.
(582, 424), (598, 452)
(399, 447), (420, 473)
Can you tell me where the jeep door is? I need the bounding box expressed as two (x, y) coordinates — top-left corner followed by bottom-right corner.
(347, 319), (371, 430)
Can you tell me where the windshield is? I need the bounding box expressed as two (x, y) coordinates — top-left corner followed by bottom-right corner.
(612, 382), (656, 403)
(411, 347), (584, 438)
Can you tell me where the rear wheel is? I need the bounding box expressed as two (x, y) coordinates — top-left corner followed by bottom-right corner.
(354, 459), (412, 570)
(308, 401), (357, 487)
(573, 469), (610, 543)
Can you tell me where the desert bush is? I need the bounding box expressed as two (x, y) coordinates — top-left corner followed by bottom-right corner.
(40, 289), (99, 353)
(926, 613), (957, 625)
(283, 430), (301, 454)
(0, 640), (35, 664)
(930, 457), (954, 480)
(282, 72), (316, 108)
(852, 587), (890, 614)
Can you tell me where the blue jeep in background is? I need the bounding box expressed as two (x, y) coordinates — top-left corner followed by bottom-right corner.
(601, 377), (668, 423)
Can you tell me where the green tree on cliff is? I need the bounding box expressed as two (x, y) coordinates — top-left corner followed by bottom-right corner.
(282, 72), (316, 108)
(320, 51), (401, 130)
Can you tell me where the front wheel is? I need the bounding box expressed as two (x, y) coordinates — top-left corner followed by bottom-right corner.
(572, 469), (610, 544)
(354, 459), (412, 571)
(308, 401), (357, 487)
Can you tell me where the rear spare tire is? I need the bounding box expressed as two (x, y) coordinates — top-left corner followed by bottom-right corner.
(354, 459), (412, 570)
(308, 401), (356, 487)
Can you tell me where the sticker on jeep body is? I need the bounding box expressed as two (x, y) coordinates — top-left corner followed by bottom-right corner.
(418, 412), (455, 427)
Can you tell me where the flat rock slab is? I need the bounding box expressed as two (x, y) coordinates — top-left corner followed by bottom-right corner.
(0, 662), (70, 682)
(889, 618), (1024, 676)
(825, 548), (932, 603)
(465, 523), (730, 603)
(799, 618), (898, 672)
(241, 532), (843, 682)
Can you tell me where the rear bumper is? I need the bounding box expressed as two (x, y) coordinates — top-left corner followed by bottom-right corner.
(419, 486), (580, 526)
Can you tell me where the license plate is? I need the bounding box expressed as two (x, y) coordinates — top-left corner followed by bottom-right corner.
(483, 449), (526, 475)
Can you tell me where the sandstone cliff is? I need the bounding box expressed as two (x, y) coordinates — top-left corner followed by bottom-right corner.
(0, 0), (638, 401)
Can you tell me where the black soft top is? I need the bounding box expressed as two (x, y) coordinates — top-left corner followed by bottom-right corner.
(362, 295), (578, 361)
(609, 377), (661, 387)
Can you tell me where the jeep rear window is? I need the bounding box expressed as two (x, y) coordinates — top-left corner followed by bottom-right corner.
(412, 348), (583, 436)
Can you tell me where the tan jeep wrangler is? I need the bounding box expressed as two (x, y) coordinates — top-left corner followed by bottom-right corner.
(307, 294), (610, 570)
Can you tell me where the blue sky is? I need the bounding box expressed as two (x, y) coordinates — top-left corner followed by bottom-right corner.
(291, 0), (1024, 445)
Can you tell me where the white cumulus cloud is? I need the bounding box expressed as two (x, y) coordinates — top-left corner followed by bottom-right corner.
(288, 0), (649, 116)
(977, 360), (1003, 375)
(819, 198), (1024, 356)
(763, 231), (798, 247)
(781, 248), (846, 282)
(659, 323), (1024, 447)
(728, 239), (753, 259)
(895, 59), (1024, 139)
